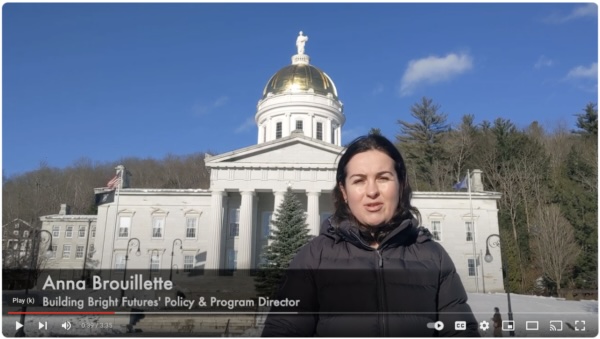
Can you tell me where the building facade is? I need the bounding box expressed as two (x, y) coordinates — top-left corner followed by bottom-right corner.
(40, 33), (503, 293)
(40, 204), (97, 273)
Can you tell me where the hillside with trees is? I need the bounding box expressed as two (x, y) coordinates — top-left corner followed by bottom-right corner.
(395, 99), (597, 295)
(2, 153), (211, 227)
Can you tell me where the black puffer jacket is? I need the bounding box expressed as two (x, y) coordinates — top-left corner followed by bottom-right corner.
(262, 217), (480, 337)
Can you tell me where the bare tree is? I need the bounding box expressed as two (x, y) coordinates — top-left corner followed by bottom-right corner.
(532, 204), (581, 294)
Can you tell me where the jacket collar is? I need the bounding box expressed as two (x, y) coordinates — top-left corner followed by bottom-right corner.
(321, 216), (430, 250)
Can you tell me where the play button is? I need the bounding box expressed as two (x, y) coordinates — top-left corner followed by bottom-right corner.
(15, 321), (23, 330)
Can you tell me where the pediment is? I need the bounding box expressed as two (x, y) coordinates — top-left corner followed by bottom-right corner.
(206, 135), (343, 166)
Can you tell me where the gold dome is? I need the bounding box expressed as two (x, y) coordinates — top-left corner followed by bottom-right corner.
(262, 64), (338, 99)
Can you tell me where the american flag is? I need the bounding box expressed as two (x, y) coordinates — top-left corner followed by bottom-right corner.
(107, 173), (121, 190)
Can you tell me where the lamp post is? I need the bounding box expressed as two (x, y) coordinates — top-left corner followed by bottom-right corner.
(169, 239), (182, 281)
(484, 233), (514, 337)
(120, 238), (141, 299)
(16, 229), (53, 337)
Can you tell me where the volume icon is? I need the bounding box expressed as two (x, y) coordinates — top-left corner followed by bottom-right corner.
(62, 321), (71, 330)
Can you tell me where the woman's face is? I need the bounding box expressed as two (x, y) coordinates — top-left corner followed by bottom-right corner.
(340, 150), (400, 227)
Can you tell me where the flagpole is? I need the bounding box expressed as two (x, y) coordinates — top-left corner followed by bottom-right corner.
(108, 166), (123, 279)
(468, 169), (479, 293)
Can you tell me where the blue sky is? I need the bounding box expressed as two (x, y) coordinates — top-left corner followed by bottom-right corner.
(3, 3), (598, 178)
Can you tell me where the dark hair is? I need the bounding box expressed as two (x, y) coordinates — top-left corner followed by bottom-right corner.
(332, 134), (420, 237)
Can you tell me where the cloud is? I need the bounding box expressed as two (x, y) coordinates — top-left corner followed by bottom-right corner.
(371, 84), (384, 96)
(534, 55), (554, 69)
(543, 4), (597, 24)
(399, 52), (473, 97)
(566, 62), (598, 79)
(192, 96), (229, 116)
(234, 117), (256, 134)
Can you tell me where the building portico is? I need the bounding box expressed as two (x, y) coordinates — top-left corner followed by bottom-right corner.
(204, 134), (342, 270)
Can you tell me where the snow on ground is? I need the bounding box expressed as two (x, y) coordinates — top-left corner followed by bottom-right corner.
(3, 291), (598, 337)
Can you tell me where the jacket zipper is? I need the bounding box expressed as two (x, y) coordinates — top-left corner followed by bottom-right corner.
(376, 249), (387, 336)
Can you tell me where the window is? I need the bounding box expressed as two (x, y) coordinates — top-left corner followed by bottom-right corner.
(62, 245), (71, 259)
(49, 245), (57, 259)
(229, 208), (240, 237)
(76, 245), (84, 259)
(150, 253), (160, 272)
(13, 242), (18, 250)
(91, 227), (96, 238)
(227, 249), (237, 270)
(65, 226), (73, 238)
(89, 244), (95, 255)
(52, 226), (60, 238)
(466, 221), (474, 242)
(295, 120), (303, 130)
(316, 122), (323, 140)
(118, 216), (131, 238)
(184, 255), (194, 272)
(468, 258), (476, 276)
(431, 221), (442, 241)
(115, 254), (126, 270)
(276, 122), (282, 139)
(14, 224), (20, 229)
(23, 231), (29, 238)
(186, 217), (197, 239)
(13, 230), (19, 236)
(262, 212), (273, 240)
(78, 225), (86, 238)
(152, 217), (165, 238)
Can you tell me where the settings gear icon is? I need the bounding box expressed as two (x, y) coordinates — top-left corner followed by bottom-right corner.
(479, 320), (490, 331)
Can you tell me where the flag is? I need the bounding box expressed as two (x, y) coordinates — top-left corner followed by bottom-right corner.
(95, 190), (115, 206)
(453, 175), (469, 190)
(106, 174), (121, 190)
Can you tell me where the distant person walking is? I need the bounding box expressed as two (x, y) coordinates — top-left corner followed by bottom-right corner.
(492, 307), (502, 337)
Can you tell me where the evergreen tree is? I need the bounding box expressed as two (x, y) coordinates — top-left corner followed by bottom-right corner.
(396, 97), (450, 190)
(369, 127), (382, 135)
(574, 102), (598, 136)
(255, 188), (311, 298)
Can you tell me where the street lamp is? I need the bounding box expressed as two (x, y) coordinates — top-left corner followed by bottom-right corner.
(485, 233), (514, 337)
(121, 238), (141, 299)
(169, 238), (182, 281)
(16, 230), (53, 337)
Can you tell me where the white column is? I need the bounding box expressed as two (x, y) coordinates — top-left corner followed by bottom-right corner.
(308, 114), (314, 139)
(238, 191), (255, 270)
(284, 113), (291, 137)
(307, 191), (321, 236)
(258, 123), (264, 144)
(206, 190), (227, 270)
(327, 118), (333, 144)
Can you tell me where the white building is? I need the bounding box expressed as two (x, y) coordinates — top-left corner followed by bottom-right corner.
(41, 33), (503, 293)
(39, 204), (97, 272)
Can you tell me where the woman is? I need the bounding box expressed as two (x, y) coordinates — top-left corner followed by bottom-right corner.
(262, 134), (479, 337)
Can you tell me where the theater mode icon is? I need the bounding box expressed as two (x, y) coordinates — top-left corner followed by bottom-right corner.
(526, 321), (539, 331)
